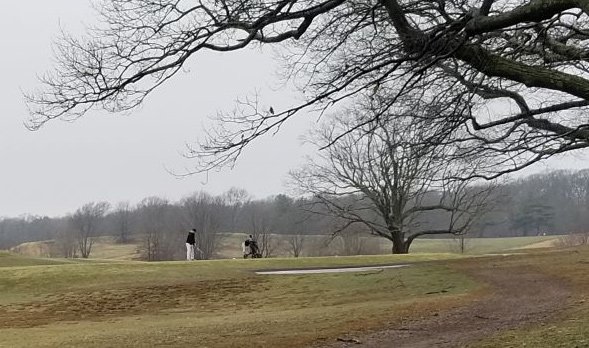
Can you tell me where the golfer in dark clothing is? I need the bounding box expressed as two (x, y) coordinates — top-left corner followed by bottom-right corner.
(186, 229), (196, 261)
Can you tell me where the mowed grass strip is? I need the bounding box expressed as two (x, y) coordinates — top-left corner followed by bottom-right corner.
(409, 235), (558, 254)
(0, 253), (476, 347)
(0, 251), (76, 267)
(472, 247), (589, 348)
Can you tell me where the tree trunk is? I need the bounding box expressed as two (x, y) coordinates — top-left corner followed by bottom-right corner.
(391, 232), (409, 254)
(391, 243), (409, 254)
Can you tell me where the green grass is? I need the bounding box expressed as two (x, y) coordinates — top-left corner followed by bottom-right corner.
(0, 251), (75, 268)
(0, 253), (463, 302)
(408, 235), (557, 254)
(475, 322), (589, 348)
(2, 246), (587, 347)
(85, 237), (141, 260)
(0, 252), (476, 347)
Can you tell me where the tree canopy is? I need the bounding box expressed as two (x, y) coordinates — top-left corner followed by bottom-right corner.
(292, 108), (493, 253)
(26, 0), (589, 175)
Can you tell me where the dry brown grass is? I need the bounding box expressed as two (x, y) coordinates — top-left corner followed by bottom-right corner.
(472, 246), (589, 347)
(0, 253), (474, 347)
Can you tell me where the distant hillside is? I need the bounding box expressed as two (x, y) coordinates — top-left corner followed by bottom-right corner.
(10, 241), (54, 258)
(10, 236), (141, 260)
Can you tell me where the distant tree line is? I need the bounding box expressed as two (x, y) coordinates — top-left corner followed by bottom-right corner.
(0, 189), (321, 260)
(2, 169), (589, 258)
(477, 170), (589, 238)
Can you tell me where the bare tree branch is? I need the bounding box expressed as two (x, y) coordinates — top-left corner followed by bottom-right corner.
(25, 0), (589, 178)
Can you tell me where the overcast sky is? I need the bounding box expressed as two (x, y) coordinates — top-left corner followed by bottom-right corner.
(1, 1), (588, 218)
(0, 0), (315, 217)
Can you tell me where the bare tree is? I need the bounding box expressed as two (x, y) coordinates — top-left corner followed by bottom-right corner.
(26, 0), (589, 177)
(69, 202), (110, 258)
(113, 201), (133, 243)
(451, 233), (471, 254)
(222, 187), (250, 232)
(292, 110), (494, 254)
(181, 192), (223, 260)
(137, 197), (178, 261)
(286, 233), (306, 258)
(338, 225), (367, 256)
(242, 201), (277, 258)
(54, 225), (77, 258)
(257, 231), (277, 258)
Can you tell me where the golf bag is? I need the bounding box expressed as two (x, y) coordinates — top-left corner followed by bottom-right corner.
(243, 239), (262, 258)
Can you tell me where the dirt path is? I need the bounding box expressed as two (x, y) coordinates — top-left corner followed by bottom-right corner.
(317, 261), (571, 348)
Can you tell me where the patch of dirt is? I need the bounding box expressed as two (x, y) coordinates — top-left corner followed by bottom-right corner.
(0, 277), (265, 329)
(318, 260), (572, 348)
